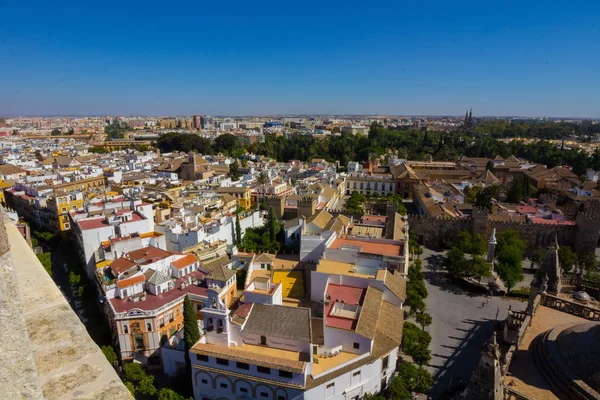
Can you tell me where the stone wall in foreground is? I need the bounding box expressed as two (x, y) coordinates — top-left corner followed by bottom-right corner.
(0, 208), (133, 400)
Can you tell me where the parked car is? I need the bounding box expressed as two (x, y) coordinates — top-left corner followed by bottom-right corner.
(74, 300), (83, 309)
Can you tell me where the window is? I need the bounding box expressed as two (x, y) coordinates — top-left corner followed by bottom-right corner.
(236, 362), (249, 370)
(382, 355), (389, 370)
(353, 342), (360, 349)
(257, 366), (270, 374)
(196, 354), (209, 362)
(122, 289), (128, 298)
(197, 304), (202, 312)
(169, 313), (174, 322)
(240, 387), (248, 393)
(220, 383), (228, 389)
(353, 371), (361, 377)
(201, 379), (208, 384)
(123, 324), (128, 334)
(159, 318), (164, 328)
(216, 358), (229, 366)
(146, 323), (152, 331)
(279, 370), (293, 378)
(260, 335), (267, 345)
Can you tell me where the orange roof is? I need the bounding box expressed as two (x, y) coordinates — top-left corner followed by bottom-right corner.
(329, 237), (402, 257)
(110, 257), (137, 275)
(128, 246), (172, 263)
(116, 274), (145, 289)
(172, 254), (198, 270)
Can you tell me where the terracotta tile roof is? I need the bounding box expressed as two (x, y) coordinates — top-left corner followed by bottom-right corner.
(306, 209), (333, 230)
(355, 286), (384, 339)
(254, 253), (276, 263)
(243, 304), (312, 343)
(383, 270), (406, 302)
(116, 274), (145, 289)
(203, 255), (235, 281)
(171, 254), (198, 270)
(128, 246), (172, 264)
(110, 257), (137, 275)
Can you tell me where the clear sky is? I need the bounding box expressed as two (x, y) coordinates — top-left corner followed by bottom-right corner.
(1, 0), (599, 117)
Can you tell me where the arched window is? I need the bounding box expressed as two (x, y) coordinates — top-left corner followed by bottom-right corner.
(217, 319), (223, 333)
(123, 324), (129, 334)
(147, 323), (152, 331)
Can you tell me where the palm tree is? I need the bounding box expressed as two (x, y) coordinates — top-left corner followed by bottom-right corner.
(256, 171), (269, 207)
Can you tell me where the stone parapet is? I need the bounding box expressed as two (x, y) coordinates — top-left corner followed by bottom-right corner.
(0, 208), (133, 399)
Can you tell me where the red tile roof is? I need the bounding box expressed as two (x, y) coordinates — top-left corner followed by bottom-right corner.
(110, 257), (137, 275)
(78, 217), (109, 230)
(116, 274), (145, 289)
(128, 246), (172, 263)
(110, 271), (208, 313)
(171, 254), (198, 270)
(516, 205), (538, 214)
(529, 217), (575, 226)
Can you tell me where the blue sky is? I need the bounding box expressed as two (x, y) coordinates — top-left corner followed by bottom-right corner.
(1, 0), (599, 117)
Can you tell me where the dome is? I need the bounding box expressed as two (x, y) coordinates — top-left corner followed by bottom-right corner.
(556, 322), (600, 393)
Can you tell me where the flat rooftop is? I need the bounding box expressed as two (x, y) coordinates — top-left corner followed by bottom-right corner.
(316, 259), (375, 279)
(312, 351), (360, 376)
(325, 284), (366, 331)
(329, 237), (403, 257)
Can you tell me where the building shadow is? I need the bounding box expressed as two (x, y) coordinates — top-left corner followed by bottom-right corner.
(429, 318), (497, 399)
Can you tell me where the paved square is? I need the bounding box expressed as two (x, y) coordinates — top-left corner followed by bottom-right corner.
(419, 249), (525, 398)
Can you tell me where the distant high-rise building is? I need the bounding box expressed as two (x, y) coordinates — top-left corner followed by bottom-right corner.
(192, 115), (201, 129)
(200, 115), (213, 130)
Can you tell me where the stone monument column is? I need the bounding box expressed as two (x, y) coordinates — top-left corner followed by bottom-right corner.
(487, 228), (497, 264)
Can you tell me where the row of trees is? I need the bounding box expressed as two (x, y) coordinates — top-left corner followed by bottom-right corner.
(155, 120), (600, 178)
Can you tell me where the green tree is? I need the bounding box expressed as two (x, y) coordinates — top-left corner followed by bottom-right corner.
(402, 322), (432, 363)
(470, 256), (492, 283)
(68, 271), (81, 286)
(455, 231), (473, 253)
(229, 160), (241, 181)
(158, 388), (189, 400)
(387, 376), (412, 400)
(267, 206), (280, 242)
(137, 375), (157, 396)
(101, 345), (118, 365)
(496, 246), (524, 293)
(235, 214), (242, 247)
(256, 171), (269, 205)
(471, 233), (487, 256)
(496, 229), (527, 254)
(531, 248), (545, 270)
(214, 133), (239, 155)
(78, 285), (85, 298)
(124, 381), (135, 395)
(37, 252), (52, 274)
(183, 295), (201, 355)
(124, 362), (146, 382)
(579, 252), (599, 273)
(398, 362), (433, 393)
(415, 312), (432, 331)
(558, 246), (577, 271)
(445, 247), (469, 278)
(50, 128), (62, 136)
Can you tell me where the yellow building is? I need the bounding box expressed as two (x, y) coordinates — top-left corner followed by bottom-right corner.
(215, 186), (252, 210)
(47, 190), (85, 231)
